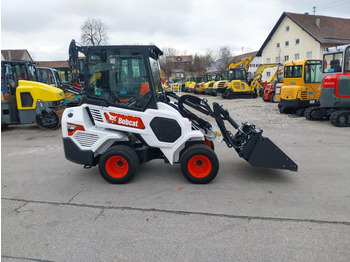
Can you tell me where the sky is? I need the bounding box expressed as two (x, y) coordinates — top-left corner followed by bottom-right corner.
(1, 0), (350, 61)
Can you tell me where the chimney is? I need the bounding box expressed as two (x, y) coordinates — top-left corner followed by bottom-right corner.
(316, 17), (320, 28)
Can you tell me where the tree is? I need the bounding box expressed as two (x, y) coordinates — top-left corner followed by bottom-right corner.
(216, 46), (233, 73)
(192, 50), (215, 75)
(81, 18), (108, 46)
(159, 47), (180, 80)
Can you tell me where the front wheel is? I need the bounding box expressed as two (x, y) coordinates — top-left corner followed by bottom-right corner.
(180, 144), (219, 184)
(99, 145), (139, 184)
(35, 109), (60, 130)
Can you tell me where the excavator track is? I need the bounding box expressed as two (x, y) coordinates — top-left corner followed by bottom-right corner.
(222, 92), (257, 99)
(330, 110), (350, 127)
(305, 107), (331, 120)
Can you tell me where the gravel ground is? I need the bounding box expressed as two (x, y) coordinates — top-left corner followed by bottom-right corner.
(178, 92), (304, 128)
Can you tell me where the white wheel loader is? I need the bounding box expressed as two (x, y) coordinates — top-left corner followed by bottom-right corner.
(62, 40), (297, 184)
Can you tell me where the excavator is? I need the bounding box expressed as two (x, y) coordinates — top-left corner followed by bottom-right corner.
(278, 59), (323, 115)
(202, 73), (225, 96)
(62, 40), (297, 184)
(305, 44), (350, 127)
(193, 73), (212, 94)
(1, 60), (66, 130)
(184, 76), (203, 93)
(214, 56), (252, 98)
(262, 65), (284, 102)
(248, 63), (280, 97)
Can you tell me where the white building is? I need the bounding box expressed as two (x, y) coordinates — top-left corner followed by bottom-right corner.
(257, 12), (350, 79)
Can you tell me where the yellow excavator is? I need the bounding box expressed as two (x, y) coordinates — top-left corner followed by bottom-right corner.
(250, 63), (281, 97)
(202, 73), (225, 96)
(184, 75), (203, 93)
(214, 56), (257, 98)
(278, 59), (323, 115)
(194, 74), (212, 94)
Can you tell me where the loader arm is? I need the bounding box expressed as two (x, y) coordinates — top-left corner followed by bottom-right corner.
(173, 93), (298, 172)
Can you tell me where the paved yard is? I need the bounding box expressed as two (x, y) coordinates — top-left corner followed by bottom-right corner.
(2, 96), (350, 261)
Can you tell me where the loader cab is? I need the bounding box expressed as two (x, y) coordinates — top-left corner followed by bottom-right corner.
(323, 44), (350, 75)
(80, 45), (163, 111)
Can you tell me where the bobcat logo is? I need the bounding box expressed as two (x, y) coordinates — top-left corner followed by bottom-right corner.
(104, 112), (145, 129)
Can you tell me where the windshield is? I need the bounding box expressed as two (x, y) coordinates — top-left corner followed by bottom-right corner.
(345, 46), (350, 72)
(54, 70), (62, 86)
(284, 65), (302, 78)
(196, 76), (203, 82)
(305, 60), (322, 83)
(86, 48), (157, 110)
(149, 56), (163, 93)
(227, 68), (247, 81)
(203, 75), (211, 82)
(323, 52), (343, 73)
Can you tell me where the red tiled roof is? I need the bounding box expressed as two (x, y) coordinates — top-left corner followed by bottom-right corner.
(287, 12), (350, 45)
(231, 51), (258, 63)
(1, 49), (33, 61)
(35, 61), (69, 68)
(257, 12), (350, 56)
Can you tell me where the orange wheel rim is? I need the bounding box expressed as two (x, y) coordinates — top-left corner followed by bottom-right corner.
(187, 155), (212, 178)
(105, 156), (129, 178)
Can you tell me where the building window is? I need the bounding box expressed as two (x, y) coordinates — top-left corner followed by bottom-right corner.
(286, 26), (290, 32)
(284, 55), (289, 62)
(275, 57), (280, 63)
(306, 51), (312, 58)
(285, 41), (289, 47)
(276, 43), (280, 48)
(295, 38), (300, 45)
(267, 72), (271, 77)
(294, 53), (300, 60)
(266, 58), (271, 63)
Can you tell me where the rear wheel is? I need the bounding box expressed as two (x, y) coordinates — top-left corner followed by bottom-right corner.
(99, 145), (139, 184)
(180, 144), (219, 184)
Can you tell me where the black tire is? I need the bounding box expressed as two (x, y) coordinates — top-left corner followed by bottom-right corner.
(180, 144), (219, 184)
(270, 93), (276, 103)
(99, 145), (139, 184)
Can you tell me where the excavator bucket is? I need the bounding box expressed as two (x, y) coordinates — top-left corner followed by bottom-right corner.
(236, 131), (298, 172)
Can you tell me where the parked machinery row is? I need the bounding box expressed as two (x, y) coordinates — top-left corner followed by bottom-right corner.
(263, 44), (350, 127)
(179, 58), (279, 100)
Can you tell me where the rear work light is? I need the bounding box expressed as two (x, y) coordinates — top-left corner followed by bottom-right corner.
(67, 123), (85, 136)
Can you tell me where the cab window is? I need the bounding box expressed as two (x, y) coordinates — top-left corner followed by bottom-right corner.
(87, 49), (153, 111)
(304, 60), (322, 83)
